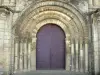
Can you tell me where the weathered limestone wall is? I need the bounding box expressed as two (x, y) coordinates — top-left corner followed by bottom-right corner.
(0, 0), (100, 75)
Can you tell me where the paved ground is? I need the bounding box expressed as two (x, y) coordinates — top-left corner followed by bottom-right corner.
(13, 70), (90, 75)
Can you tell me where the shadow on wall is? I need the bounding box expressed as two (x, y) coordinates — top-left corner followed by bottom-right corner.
(91, 72), (100, 75)
(97, 72), (100, 75)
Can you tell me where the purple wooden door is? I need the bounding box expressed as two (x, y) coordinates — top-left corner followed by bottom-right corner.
(36, 23), (65, 70)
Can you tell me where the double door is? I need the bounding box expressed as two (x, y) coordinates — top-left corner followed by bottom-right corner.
(36, 24), (65, 70)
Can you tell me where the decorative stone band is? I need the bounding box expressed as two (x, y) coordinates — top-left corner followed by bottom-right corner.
(14, 0), (88, 40)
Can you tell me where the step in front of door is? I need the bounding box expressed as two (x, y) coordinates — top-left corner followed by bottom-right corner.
(13, 70), (90, 75)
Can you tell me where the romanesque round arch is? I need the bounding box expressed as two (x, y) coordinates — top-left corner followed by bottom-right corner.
(13, 0), (89, 71)
(14, 0), (88, 38)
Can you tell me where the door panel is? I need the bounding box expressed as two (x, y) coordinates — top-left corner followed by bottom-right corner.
(36, 25), (51, 70)
(50, 25), (65, 69)
(36, 24), (65, 70)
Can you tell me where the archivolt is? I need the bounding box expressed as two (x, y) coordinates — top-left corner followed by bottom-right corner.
(14, 0), (88, 41)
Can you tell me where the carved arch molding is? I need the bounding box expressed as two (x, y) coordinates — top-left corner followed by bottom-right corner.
(13, 0), (89, 71)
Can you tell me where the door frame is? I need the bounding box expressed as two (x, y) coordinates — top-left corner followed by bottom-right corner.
(31, 20), (71, 70)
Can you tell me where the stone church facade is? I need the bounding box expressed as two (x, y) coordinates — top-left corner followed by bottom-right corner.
(0, 0), (100, 75)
